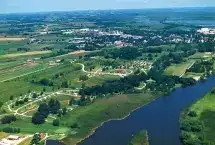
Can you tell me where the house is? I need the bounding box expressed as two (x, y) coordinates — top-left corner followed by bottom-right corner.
(7, 135), (19, 140)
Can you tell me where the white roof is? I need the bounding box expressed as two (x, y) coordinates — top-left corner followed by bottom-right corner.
(7, 135), (19, 139)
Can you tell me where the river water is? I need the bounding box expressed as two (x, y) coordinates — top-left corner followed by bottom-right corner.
(79, 77), (215, 145)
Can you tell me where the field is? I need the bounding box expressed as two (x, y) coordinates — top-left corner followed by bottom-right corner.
(70, 50), (88, 55)
(3, 50), (52, 58)
(189, 52), (214, 60)
(0, 132), (8, 139)
(85, 75), (120, 87)
(165, 60), (195, 76)
(62, 92), (159, 145)
(129, 130), (149, 145)
(0, 37), (25, 41)
(18, 137), (32, 145)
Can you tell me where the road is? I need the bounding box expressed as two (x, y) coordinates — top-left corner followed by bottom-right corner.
(179, 61), (195, 78)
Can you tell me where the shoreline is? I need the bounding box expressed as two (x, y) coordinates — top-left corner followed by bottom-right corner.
(73, 95), (160, 145)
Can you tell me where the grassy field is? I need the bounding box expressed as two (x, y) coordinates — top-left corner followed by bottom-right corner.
(0, 117), (67, 134)
(0, 132), (8, 139)
(129, 130), (149, 145)
(85, 75), (120, 87)
(62, 92), (159, 145)
(0, 37), (25, 41)
(165, 60), (195, 76)
(180, 89), (215, 144)
(189, 52), (214, 60)
(3, 50), (52, 58)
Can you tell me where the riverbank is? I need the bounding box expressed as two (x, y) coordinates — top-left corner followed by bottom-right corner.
(61, 92), (160, 145)
(180, 87), (215, 145)
(129, 130), (149, 145)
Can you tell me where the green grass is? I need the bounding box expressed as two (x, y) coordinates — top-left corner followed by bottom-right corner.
(0, 41), (26, 53)
(129, 130), (149, 145)
(62, 92), (159, 145)
(183, 72), (203, 80)
(0, 63), (82, 102)
(85, 75), (120, 87)
(0, 117), (67, 134)
(147, 44), (176, 51)
(165, 60), (195, 76)
(0, 132), (8, 139)
(189, 52), (213, 60)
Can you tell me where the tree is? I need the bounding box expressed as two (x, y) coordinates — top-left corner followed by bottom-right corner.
(79, 75), (89, 82)
(61, 81), (69, 88)
(10, 95), (14, 100)
(0, 102), (3, 108)
(69, 98), (74, 106)
(32, 93), (38, 98)
(52, 119), (60, 126)
(43, 87), (46, 92)
(38, 103), (49, 117)
(32, 112), (45, 125)
(62, 108), (67, 116)
(48, 99), (60, 114)
(1, 115), (16, 124)
(31, 134), (41, 145)
(24, 97), (29, 102)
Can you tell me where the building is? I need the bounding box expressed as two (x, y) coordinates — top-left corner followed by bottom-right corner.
(7, 135), (19, 141)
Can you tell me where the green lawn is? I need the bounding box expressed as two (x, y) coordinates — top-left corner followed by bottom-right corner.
(165, 60), (195, 76)
(129, 130), (149, 145)
(62, 92), (159, 145)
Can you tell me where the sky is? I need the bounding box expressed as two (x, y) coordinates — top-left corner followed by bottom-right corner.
(1, 0), (215, 13)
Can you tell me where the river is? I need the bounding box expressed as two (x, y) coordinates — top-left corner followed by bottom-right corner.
(79, 77), (215, 145)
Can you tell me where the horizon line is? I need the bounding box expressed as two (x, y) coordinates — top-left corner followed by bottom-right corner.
(0, 6), (215, 15)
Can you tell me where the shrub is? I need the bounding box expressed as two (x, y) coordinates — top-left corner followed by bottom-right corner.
(180, 131), (192, 141)
(71, 123), (79, 128)
(188, 111), (197, 117)
(53, 119), (60, 126)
